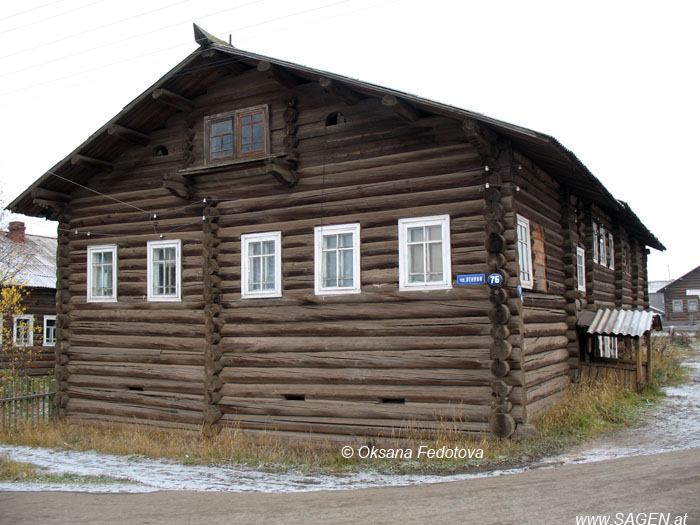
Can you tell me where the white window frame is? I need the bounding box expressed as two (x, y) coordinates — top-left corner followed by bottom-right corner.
(87, 244), (118, 302)
(516, 214), (533, 290)
(672, 300), (683, 312)
(398, 215), (452, 291)
(576, 246), (586, 292)
(13, 314), (33, 347)
(147, 239), (182, 302)
(43, 315), (57, 347)
(204, 105), (270, 165)
(607, 232), (615, 270)
(241, 232), (282, 299)
(688, 299), (698, 312)
(592, 222), (599, 264)
(598, 226), (607, 267)
(314, 223), (361, 295)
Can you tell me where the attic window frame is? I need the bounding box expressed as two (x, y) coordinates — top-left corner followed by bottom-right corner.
(204, 105), (269, 166)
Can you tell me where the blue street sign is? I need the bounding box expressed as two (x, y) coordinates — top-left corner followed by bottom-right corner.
(456, 273), (485, 285)
(487, 273), (504, 286)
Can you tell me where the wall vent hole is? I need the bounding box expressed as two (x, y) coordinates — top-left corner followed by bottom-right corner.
(128, 386), (144, 392)
(284, 394), (305, 401)
(153, 145), (168, 156)
(325, 112), (346, 126)
(380, 398), (405, 404)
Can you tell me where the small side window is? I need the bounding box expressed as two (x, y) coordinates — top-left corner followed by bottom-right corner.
(87, 245), (118, 302)
(516, 214), (533, 289)
(147, 239), (182, 302)
(576, 246), (586, 292)
(688, 299), (698, 312)
(592, 222), (599, 264)
(13, 315), (34, 347)
(205, 105), (269, 164)
(241, 232), (282, 298)
(314, 224), (361, 295)
(672, 300), (683, 312)
(608, 232), (614, 270)
(43, 315), (57, 346)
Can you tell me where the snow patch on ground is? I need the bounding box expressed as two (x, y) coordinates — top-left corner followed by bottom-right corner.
(2, 351), (699, 493)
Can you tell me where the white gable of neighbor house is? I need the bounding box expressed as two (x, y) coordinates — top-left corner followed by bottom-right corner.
(687, 289), (700, 296)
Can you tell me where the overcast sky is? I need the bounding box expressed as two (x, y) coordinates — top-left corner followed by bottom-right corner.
(1, 0), (697, 281)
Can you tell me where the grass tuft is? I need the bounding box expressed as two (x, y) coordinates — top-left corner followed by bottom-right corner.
(0, 338), (693, 475)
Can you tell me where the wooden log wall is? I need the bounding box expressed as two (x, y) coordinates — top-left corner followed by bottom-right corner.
(511, 152), (571, 421)
(189, 72), (516, 438)
(54, 221), (70, 414)
(60, 129), (207, 429)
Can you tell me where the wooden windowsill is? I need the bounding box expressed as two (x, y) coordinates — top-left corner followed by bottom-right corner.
(178, 154), (285, 176)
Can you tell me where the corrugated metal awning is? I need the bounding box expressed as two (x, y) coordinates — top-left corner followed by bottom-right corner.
(577, 309), (662, 338)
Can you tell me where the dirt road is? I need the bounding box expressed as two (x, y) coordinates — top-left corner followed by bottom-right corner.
(2, 448), (698, 524)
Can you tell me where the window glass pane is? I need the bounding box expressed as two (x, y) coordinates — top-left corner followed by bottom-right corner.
(409, 244), (424, 275)
(250, 241), (261, 256)
(323, 234), (337, 250)
(263, 255), (275, 290)
(408, 227), (424, 243)
(250, 257), (261, 291)
(338, 233), (353, 248)
(427, 225), (442, 241)
(262, 240), (275, 255)
(241, 123), (252, 145)
(211, 120), (232, 135)
(323, 250), (337, 287)
(428, 242), (443, 275)
(409, 274), (425, 283)
(252, 122), (264, 144)
(340, 249), (353, 281)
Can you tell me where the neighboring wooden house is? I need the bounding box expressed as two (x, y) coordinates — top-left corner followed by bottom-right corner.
(0, 222), (57, 375)
(657, 266), (700, 326)
(648, 280), (672, 319)
(8, 26), (664, 438)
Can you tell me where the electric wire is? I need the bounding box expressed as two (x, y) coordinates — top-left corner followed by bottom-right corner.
(0, 0), (69, 22)
(1, 0), (108, 35)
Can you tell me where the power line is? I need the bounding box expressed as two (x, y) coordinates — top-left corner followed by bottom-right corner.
(0, 0), (398, 99)
(45, 170), (154, 216)
(0, 0), (198, 64)
(0, 0), (108, 35)
(0, 0), (69, 22)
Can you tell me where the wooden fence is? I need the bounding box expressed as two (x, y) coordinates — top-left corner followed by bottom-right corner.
(1, 376), (55, 426)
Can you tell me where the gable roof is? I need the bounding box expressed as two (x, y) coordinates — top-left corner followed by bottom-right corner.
(657, 265), (700, 294)
(8, 25), (664, 251)
(0, 232), (57, 289)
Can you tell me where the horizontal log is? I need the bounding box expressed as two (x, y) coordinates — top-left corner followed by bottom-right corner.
(257, 61), (300, 88)
(219, 383), (523, 404)
(219, 366), (523, 387)
(522, 335), (570, 356)
(152, 88), (194, 112)
(107, 124), (150, 146)
(66, 398), (202, 424)
(523, 348), (569, 372)
(71, 154), (114, 172)
(522, 322), (569, 338)
(220, 397), (492, 422)
(222, 350), (492, 370)
(381, 95), (420, 122)
(318, 77), (361, 105)
(31, 187), (71, 203)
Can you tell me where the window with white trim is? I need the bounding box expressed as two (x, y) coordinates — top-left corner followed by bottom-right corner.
(576, 246), (586, 292)
(688, 299), (698, 312)
(398, 215), (452, 291)
(598, 226), (607, 267)
(592, 222), (599, 263)
(314, 223), (361, 295)
(43, 315), (56, 346)
(147, 239), (182, 301)
(516, 214), (533, 289)
(13, 314), (33, 347)
(607, 232), (614, 270)
(87, 245), (118, 302)
(241, 232), (282, 298)
(672, 300), (683, 312)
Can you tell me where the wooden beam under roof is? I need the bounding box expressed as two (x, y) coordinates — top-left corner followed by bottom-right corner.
(152, 88), (194, 112)
(30, 187), (71, 203)
(200, 49), (248, 75)
(318, 77), (361, 105)
(462, 118), (497, 160)
(107, 124), (150, 146)
(381, 95), (421, 122)
(70, 154), (114, 172)
(257, 61), (300, 89)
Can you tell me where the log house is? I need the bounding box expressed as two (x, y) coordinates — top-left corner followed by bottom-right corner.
(8, 25), (664, 438)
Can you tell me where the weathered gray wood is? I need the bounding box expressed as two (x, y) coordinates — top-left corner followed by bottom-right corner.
(381, 95), (421, 122)
(257, 61), (301, 88)
(107, 124), (150, 146)
(152, 88), (194, 112)
(319, 77), (361, 105)
(70, 154), (114, 171)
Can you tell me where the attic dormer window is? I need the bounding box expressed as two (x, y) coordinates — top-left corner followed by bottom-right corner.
(204, 105), (268, 164)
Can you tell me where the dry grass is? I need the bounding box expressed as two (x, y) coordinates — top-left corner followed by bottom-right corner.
(0, 338), (692, 474)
